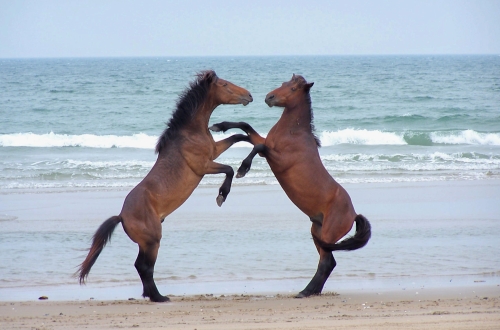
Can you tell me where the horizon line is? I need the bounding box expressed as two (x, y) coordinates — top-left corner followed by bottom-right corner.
(1, 53), (499, 60)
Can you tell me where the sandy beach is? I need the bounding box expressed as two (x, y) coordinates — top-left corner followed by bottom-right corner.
(1, 285), (499, 329)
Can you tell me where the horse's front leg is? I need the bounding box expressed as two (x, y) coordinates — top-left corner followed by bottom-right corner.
(209, 121), (252, 133)
(205, 161), (235, 207)
(213, 134), (249, 159)
(237, 144), (267, 178)
(209, 121), (265, 145)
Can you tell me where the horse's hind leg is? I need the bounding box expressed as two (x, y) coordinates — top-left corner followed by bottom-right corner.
(134, 242), (170, 302)
(123, 214), (169, 302)
(296, 222), (336, 298)
(296, 248), (336, 298)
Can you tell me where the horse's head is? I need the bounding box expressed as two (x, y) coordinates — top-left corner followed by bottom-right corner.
(209, 72), (253, 106)
(265, 74), (314, 107)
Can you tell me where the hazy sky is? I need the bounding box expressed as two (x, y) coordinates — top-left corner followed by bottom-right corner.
(1, 0), (499, 58)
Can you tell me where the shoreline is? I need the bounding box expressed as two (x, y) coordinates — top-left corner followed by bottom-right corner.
(2, 272), (498, 302)
(2, 177), (500, 195)
(1, 180), (499, 304)
(1, 285), (499, 330)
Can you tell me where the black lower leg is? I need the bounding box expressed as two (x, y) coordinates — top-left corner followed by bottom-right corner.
(134, 250), (169, 302)
(296, 253), (336, 298)
(217, 166), (234, 207)
(209, 121), (256, 134)
(237, 144), (266, 178)
(226, 134), (250, 144)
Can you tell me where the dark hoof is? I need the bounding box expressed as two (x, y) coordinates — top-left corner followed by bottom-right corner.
(150, 295), (170, 303)
(216, 194), (225, 207)
(295, 292), (307, 299)
(208, 125), (221, 132)
(295, 291), (319, 298)
(236, 166), (249, 178)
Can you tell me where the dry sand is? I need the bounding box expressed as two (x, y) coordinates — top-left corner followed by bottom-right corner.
(1, 285), (499, 330)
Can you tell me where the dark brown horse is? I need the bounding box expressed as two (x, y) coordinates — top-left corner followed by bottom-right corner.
(210, 74), (371, 298)
(78, 70), (253, 302)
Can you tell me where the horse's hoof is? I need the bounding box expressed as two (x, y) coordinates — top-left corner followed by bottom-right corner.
(295, 292), (307, 299)
(236, 167), (248, 178)
(295, 290), (319, 298)
(216, 195), (225, 207)
(208, 125), (221, 132)
(150, 295), (170, 303)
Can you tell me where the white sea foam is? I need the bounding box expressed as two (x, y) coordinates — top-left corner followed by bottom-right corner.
(0, 132), (157, 149)
(430, 130), (500, 145)
(320, 129), (406, 146)
(321, 152), (500, 163)
(64, 159), (154, 168)
(2, 130), (500, 148)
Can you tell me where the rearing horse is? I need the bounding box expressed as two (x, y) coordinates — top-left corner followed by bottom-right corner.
(210, 74), (371, 298)
(78, 71), (253, 302)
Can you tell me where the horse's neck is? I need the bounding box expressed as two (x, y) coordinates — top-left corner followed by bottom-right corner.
(187, 101), (218, 132)
(277, 102), (313, 133)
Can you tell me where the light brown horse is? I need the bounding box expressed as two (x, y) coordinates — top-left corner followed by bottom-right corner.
(210, 74), (371, 298)
(78, 71), (253, 302)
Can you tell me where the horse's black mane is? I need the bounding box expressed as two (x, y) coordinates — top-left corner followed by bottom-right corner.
(308, 96), (322, 148)
(156, 70), (217, 153)
(295, 75), (321, 148)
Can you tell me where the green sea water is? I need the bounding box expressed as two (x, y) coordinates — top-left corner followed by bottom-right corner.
(2, 56), (499, 190)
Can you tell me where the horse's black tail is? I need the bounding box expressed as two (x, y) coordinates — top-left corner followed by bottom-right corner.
(312, 214), (371, 252)
(77, 215), (122, 284)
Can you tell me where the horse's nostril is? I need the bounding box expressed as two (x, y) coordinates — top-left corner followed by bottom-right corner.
(249, 93), (253, 98)
(268, 95), (275, 99)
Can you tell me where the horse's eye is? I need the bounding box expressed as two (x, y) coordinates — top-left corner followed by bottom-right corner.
(223, 83), (228, 87)
(291, 87), (296, 91)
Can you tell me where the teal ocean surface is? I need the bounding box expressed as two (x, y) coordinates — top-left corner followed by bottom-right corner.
(1, 56), (500, 190)
(1, 56), (499, 300)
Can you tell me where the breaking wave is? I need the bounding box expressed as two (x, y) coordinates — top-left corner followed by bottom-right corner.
(1, 129), (499, 149)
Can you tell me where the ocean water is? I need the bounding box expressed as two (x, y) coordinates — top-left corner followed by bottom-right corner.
(1, 56), (500, 299)
(1, 56), (500, 190)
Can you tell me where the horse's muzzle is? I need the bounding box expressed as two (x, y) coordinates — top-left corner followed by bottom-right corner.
(265, 94), (275, 107)
(241, 94), (253, 106)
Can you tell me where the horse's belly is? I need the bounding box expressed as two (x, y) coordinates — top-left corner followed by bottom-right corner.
(122, 173), (202, 221)
(156, 179), (201, 219)
(274, 171), (327, 216)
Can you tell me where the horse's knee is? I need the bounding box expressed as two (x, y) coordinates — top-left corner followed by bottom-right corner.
(225, 166), (234, 178)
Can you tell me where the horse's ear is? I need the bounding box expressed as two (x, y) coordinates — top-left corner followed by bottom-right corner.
(304, 82), (314, 91)
(208, 70), (217, 83)
(198, 70), (217, 84)
(292, 73), (296, 81)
